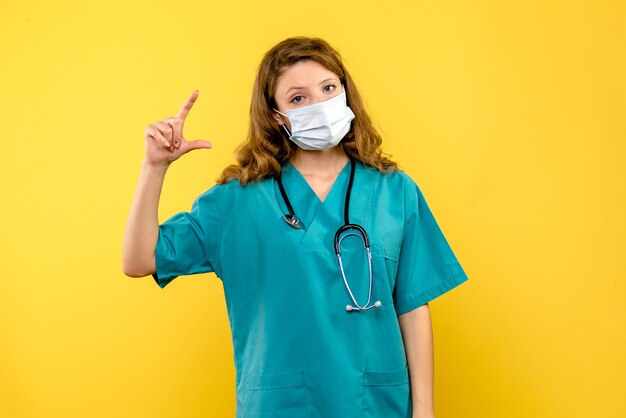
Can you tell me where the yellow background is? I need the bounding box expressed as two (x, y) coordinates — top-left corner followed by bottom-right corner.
(1, 0), (624, 417)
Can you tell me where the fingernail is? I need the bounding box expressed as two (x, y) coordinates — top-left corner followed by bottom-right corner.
(174, 140), (179, 145)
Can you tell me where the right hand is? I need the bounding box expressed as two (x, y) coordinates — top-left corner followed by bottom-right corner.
(144, 90), (213, 167)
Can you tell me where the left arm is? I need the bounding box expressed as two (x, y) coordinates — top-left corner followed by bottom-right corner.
(398, 303), (435, 418)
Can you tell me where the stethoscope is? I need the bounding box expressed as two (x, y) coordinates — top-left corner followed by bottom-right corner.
(276, 156), (382, 312)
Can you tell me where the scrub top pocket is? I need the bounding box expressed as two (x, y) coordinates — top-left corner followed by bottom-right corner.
(369, 243), (402, 307)
(362, 366), (411, 418)
(372, 243), (400, 293)
(242, 370), (309, 418)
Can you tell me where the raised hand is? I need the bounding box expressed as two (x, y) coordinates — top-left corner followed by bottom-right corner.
(144, 90), (213, 167)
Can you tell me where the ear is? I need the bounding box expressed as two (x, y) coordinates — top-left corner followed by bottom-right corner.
(272, 109), (285, 126)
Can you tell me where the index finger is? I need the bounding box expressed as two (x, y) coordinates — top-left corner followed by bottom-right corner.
(176, 89), (199, 121)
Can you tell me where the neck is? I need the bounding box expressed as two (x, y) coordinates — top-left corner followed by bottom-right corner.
(290, 146), (349, 175)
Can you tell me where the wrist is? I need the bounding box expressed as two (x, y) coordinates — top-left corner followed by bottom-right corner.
(142, 157), (170, 174)
(413, 402), (435, 418)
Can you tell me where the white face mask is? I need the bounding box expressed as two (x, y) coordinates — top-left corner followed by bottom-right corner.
(273, 89), (356, 150)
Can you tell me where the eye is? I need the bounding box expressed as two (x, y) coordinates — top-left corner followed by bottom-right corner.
(290, 95), (304, 104)
(324, 84), (336, 92)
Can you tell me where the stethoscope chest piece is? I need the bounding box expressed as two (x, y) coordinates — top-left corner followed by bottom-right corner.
(283, 214), (304, 229)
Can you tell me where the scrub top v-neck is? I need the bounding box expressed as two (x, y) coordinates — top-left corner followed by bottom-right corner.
(278, 159), (352, 246)
(151, 159), (469, 418)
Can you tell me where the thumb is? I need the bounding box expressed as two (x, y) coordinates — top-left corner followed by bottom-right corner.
(186, 139), (213, 151)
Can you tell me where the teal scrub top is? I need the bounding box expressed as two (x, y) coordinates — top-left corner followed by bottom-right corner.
(152, 159), (469, 418)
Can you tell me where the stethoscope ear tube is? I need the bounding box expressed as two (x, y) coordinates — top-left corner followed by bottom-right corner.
(335, 226), (381, 312)
(334, 224), (370, 255)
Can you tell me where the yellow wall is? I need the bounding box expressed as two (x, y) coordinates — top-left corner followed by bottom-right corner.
(1, 1), (624, 417)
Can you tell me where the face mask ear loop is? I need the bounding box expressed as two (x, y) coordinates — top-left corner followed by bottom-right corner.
(281, 124), (292, 139)
(273, 108), (293, 139)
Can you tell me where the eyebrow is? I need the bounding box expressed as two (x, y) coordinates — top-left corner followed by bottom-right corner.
(284, 78), (338, 96)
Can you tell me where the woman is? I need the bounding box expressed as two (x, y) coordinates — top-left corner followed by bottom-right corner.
(123, 36), (469, 418)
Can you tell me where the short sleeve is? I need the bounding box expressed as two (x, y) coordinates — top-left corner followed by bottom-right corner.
(152, 184), (224, 289)
(393, 177), (469, 315)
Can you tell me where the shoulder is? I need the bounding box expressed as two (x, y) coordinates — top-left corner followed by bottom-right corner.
(355, 160), (420, 194)
(194, 176), (272, 205)
(355, 161), (429, 217)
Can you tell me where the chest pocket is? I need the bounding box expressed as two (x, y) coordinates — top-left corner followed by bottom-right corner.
(362, 366), (412, 418)
(242, 370), (309, 418)
(372, 242), (401, 279)
(369, 242), (402, 304)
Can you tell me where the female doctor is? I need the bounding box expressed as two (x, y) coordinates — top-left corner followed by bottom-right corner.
(123, 36), (468, 418)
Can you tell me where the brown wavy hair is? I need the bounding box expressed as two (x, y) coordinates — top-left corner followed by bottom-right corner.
(216, 36), (398, 186)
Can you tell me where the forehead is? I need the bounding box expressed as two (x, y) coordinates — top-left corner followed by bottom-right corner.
(275, 60), (339, 94)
